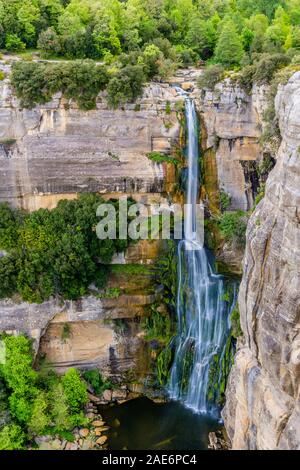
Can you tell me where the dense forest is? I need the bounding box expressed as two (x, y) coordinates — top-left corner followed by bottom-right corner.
(1, 0), (300, 64)
(1, 1), (300, 109)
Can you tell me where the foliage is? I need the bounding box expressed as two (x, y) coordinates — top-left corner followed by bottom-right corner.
(214, 20), (244, 68)
(0, 194), (131, 303)
(146, 152), (180, 166)
(218, 211), (248, 248)
(83, 370), (112, 396)
(230, 305), (243, 339)
(219, 190), (231, 212)
(198, 65), (225, 90)
(98, 287), (121, 299)
(107, 64), (145, 108)
(0, 334), (89, 449)
(62, 368), (88, 413)
(11, 60), (109, 110)
(0, 71), (5, 81)
(0, 424), (26, 450)
(142, 305), (173, 346)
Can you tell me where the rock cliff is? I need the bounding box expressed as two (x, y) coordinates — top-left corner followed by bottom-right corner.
(198, 79), (268, 212)
(223, 72), (300, 450)
(0, 62), (183, 209)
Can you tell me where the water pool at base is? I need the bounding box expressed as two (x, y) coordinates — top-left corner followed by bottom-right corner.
(100, 397), (221, 450)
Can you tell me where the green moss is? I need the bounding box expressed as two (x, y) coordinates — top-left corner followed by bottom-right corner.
(157, 346), (173, 386)
(230, 305), (243, 339)
(146, 152), (180, 166)
(61, 323), (71, 342)
(142, 305), (173, 346)
(0, 71), (5, 81)
(98, 287), (121, 299)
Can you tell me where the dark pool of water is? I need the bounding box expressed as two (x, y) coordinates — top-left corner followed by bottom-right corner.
(100, 397), (221, 450)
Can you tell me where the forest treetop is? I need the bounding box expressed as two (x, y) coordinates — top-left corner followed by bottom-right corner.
(0, 0), (300, 68)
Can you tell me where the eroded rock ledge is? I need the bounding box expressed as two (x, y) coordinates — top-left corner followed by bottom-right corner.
(223, 72), (300, 450)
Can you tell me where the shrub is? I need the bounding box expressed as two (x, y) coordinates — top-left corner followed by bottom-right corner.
(0, 194), (130, 303)
(0, 424), (26, 450)
(219, 190), (231, 212)
(5, 34), (25, 52)
(218, 211), (248, 248)
(198, 65), (225, 90)
(0, 71), (5, 81)
(107, 65), (146, 108)
(230, 305), (243, 339)
(11, 61), (109, 110)
(83, 370), (112, 396)
(252, 53), (291, 84)
(62, 369), (88, 413)
(37, 28), (61, 57)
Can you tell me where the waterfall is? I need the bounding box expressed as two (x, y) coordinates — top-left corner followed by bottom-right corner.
(168, 95), (236, 415)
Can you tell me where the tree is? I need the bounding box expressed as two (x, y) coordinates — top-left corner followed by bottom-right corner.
(0, 424), (26, 450)
(5, 34), (26, 52)
(214, 20), (244, 68)
(37, 27), (61, 57)
(62, 368), (88, 413)
(107, 64), (146, 108)
(185, 16), (217, 59)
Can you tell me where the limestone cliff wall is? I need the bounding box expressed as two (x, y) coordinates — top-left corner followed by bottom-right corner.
(0, 62), (184, 209)
(223, 72), (300, 450)
(198, 79), (268, 211)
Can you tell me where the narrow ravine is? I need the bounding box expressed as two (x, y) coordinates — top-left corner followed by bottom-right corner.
(168, 94), (236, 415)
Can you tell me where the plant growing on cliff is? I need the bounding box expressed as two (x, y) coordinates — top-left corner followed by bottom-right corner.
(107, 65), (146, 108)
(11, 61), (109, 110)
(0, 194), (131, 303)
(197, 65), (225, 90)
(0, 335), (89, 449)
(218, 211), (248, 248)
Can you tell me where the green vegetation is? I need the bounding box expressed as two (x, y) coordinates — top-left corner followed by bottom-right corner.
(83, 370), (113, 396)
(146, 152), (181, 166)
(0, 194), (132, 303)
(230, 305), (243, 339)
(98, 287), (121, 299)
(11, 60), (109, 110)
(197, 65), (225, 90)
(142, 305), (173, 346)
(218, 210), (248, 248)
(0, 335), (89, 449)
(219, 190), (231, 212)
(1, 1), (299, 108)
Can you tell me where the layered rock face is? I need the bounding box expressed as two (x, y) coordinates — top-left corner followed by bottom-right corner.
(0, 62), (182, 209)
(198, 80), (268, 211)
(223, 72), (300, 449)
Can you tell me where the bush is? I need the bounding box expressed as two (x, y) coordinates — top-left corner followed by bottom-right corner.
(83, 370), (112, 396)
(62, 369), (88, 413)
(37, 28), (61, 57)
(218, 211), (248, 248)
(107, 65), (146, 108)
(11, 61), (109, 110)
(0, 335), (90, 447)
(0, 194), (130, 303)
(0, 424), (26, 450)
(5, 34), (25, 52)
(252, 53), (291, 84)
(198, 65), (225, 90)
(0, 71), (5, 81)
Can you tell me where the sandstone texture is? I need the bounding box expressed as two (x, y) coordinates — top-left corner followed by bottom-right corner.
(222, 72), (300, 450)
(198, 79), (268, 211)
(0, 62), (183, 208)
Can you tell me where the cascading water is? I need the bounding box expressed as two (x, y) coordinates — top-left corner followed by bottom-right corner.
(168, 93), (236, 415)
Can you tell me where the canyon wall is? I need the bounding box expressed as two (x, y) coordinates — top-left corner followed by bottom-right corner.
(0, 62), (185, 382)
(223, 72), (300, 450)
